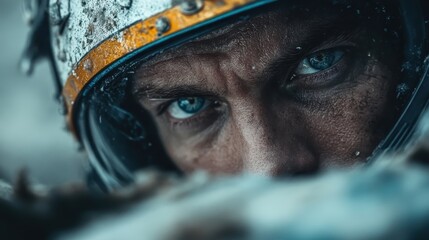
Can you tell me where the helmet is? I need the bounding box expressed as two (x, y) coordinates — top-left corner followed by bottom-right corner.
(23, 0), (429, 191)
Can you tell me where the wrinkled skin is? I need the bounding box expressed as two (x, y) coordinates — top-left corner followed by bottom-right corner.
(132, 2), (401, 176)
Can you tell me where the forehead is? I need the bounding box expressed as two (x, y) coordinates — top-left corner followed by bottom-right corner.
(137, 1), (366, 70)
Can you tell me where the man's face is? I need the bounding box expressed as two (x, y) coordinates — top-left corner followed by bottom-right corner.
(131, 2), (401, 176)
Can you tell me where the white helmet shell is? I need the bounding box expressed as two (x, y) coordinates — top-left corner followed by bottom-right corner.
(49, 0), (172, 85)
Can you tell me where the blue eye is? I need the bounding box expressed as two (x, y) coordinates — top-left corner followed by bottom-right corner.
(167, 97), (210, 119)
(295, 49), (345, 75)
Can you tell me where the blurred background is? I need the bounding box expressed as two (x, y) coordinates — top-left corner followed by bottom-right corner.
(0, 1), (85, 186)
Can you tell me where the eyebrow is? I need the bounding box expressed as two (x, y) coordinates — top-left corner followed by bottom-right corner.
(133, 84), (222, 101)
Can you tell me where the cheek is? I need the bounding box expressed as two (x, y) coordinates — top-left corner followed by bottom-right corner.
(158, 122), (244, 174)
(299, 63), (397, 167)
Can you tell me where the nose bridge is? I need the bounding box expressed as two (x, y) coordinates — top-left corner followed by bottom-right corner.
(231, 98), (286, 175)
(217, 45), (298, 175)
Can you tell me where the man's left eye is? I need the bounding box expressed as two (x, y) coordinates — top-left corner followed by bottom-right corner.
(295, 49), (345, 75)
(167, 97), (211, 119)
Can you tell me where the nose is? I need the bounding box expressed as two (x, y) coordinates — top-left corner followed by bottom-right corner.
(231, 99), (319, 176)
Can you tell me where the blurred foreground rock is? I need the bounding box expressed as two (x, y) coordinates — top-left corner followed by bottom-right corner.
(2, 116), (429, 240)
(1, 150), (428, 240)
(61, 163), (429, 240)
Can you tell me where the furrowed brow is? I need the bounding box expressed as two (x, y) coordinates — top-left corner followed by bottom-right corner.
(133, 84), (221, 100)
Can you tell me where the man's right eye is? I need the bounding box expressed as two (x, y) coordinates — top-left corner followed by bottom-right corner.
(167, 97), (211, 120)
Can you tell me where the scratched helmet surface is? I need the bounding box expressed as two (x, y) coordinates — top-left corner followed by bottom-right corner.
(32, 0), (429, 191)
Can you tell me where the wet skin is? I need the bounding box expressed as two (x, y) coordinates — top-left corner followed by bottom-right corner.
(132, 2), (401, 176)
